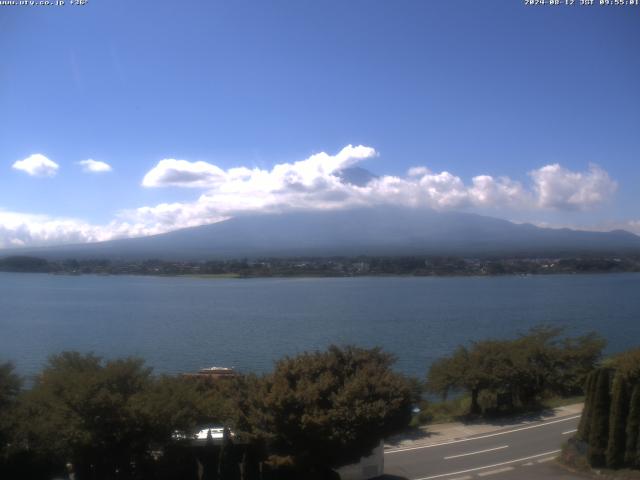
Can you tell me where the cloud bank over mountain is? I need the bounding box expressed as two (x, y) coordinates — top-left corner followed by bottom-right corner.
(128, 145), (616, 231)
(0, 145), (628, 248)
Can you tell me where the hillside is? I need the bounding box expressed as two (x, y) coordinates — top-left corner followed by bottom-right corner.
(3, 207), (640, 261)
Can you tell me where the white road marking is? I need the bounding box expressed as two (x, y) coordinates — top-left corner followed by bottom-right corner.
(385, 415), (580, 454)
(411, 450), (561, 480)
(521, 462), (534, 466)
(562, 429), (578, 435)
(444, 445), (508, 460)
(477, 466), (514, 477)
(536, 456), (556, 463)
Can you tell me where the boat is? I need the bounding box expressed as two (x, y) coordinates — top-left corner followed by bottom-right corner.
(182, 366), (237, 380)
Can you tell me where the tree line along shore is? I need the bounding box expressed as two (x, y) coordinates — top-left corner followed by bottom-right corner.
(1, 254), (640, 277)
(2, 326), (636, 479)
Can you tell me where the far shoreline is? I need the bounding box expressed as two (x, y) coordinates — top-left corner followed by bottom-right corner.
(2, 269), (640, 281)
(2, 253), (639, 279)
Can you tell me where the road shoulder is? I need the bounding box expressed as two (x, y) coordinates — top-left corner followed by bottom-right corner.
(385, 403), (583, 453)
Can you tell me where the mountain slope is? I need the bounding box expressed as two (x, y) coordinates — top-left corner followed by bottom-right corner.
(4, 207), (640, 260)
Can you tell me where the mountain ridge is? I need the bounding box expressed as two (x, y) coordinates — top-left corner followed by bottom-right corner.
(2, 207), (639, 261)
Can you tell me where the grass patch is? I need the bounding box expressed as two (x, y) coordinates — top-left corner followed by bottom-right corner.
(410, 396), (470, 426)
(542, 395), (584, 409)
(410, 394), (583, 427)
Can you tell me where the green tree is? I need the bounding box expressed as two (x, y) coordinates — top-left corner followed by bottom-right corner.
(0, 363), (21, 464)
(578, 347), (640, 471)
(17, 352), (238, 478)
(587, 368), (611, 467)
(0, 362), (20, 408)
(426, 346), (473, 405)
(132, 374), (226, 442)
(624, 384), (640, 468)
(606, 374), (629, 468)
(427, 341), (515, 414)
(556, 332), (606, 396)
(252, 345), (412, 472)
(577, 370), (597, 441)
(13, 352), (157, 479)
(427, 327), (604, 415)
(611, 348), (640, 383)
(429, 342), (505, 414)
(0, 256), (49, 273)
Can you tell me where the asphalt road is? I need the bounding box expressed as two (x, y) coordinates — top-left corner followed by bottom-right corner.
(383, 414), (586, 480)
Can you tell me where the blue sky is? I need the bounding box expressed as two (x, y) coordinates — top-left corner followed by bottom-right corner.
(0, 0), (639, 247)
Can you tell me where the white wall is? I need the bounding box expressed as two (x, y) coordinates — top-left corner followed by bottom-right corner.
(336, 441), (384, 480)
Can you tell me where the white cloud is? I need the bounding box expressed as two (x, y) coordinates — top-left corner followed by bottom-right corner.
(587, 220), (640, 236)
(407, 166), (429, 177)
(142, 159), (227, 188)
(0, 211), (108, 248)
(12, 154), (59, 177)
(625, 221), (640, 235)
(0, 210), (178, 249)
(78, 159), (112, 173)
(142, 145), (376, 189)
(529, 163), (617, 210)
(123, 147), (617, 233)
(468, 175), (531, 209)
(0, 145), (624, 248)
(527, 219), (640, 236)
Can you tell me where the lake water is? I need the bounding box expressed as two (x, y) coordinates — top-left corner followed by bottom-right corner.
(1, 272), (639, 380)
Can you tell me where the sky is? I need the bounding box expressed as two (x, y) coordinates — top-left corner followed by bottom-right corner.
(0, 0), (639, 248)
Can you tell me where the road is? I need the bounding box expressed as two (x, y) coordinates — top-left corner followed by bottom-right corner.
(383, 414), (587, 480)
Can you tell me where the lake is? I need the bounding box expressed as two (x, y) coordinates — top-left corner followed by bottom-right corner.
(1, 272), (639, 380)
